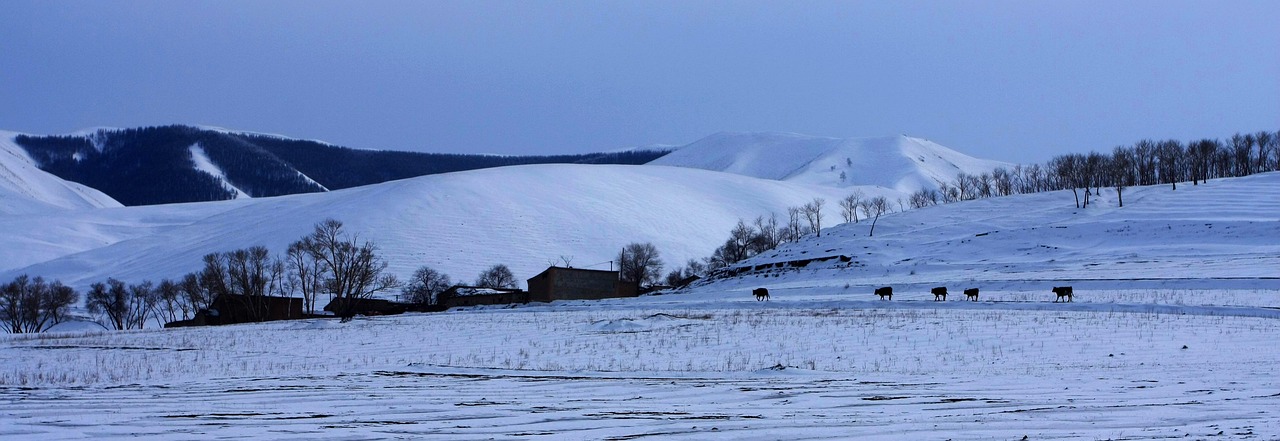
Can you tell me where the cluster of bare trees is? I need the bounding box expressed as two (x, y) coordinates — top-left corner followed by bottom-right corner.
(664, 217), (771, 285)
(917, 130), (1279, 209)
(836, 192), (893, 236)
(661, 191), (899, 282)
(3, 219), (401, 332)
(0, 275), (79, 333)
(663, 199), (830, 283)
(174, 218), (398, 323)
(398, 263), (514, 305)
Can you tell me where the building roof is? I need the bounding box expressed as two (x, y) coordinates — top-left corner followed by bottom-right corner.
(530, 266), (619, 278)
(443, 285), (523, 297)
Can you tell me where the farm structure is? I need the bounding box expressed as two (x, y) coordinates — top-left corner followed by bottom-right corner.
(438, 286), (528, 308)
(165, 294), (303, 327)
(323, 297), (412, 316)
(526, 266), (638, 303)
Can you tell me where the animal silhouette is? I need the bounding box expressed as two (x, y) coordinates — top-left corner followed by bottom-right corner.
(753, 288), (770, 301)
(875, 286), (893, 300)
(931, 286), (948, 301)
(1052, 286), (1074, 303)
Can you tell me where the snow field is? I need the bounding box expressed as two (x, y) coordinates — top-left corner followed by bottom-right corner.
(3, 291), (1279, 439)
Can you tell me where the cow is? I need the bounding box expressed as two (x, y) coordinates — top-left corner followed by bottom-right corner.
(875, 286), (893, 300)
(931, 286), (948, 301)
(1052, 286), (1074, 303)
(964, 288), (979, 301)
(753, 287), (770, 301)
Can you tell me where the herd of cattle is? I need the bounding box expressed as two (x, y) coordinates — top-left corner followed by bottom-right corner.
(753, 286), (1075, 302)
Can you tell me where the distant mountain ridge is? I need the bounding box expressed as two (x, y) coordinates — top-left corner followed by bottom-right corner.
(650, 132), (1012, 193)
(10, 125), (672, 206)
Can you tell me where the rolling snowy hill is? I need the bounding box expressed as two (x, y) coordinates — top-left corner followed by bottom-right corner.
(0, 133), (121, 215)
(650, 132), (1012, 194)
(0, 164), (854, 294)
(3, 173), (1280, 440)
(694, 171), (1280, 298)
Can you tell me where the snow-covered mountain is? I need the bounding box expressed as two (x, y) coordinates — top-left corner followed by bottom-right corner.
(0, 164), (853, 292)
(0, 132), (121, 215)
(8, 126), (670, 206)
(650, 132), (1012, 194)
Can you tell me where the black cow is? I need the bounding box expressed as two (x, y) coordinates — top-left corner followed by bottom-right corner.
(931, 286), (948, 301)
(964, 288), (979, 301)
(1052, 286), (1074, 303)
(875, 286), (893, 300)
(753, 288), (770, 301)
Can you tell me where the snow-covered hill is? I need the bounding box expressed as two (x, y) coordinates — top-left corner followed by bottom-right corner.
(0, 164), (852, 293)
(0, 131), (122, 215)
(695, 171), (1280, 297)
(5, 155), (1280, 440)
(650, 132), (1012, 194)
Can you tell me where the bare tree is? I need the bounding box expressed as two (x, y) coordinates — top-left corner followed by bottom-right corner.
(1255, 131), (1274, 173)
(285, 239), (324, 314)
(199, 246), (287, 323)
(1188, 139), (1220, 185)
(297, 219), (399, 308)
(402, 266), (451, 305)
(617, 242), (664, 287)
(801, 197), (825, 236)
(125, 281), (156, 330)
(1085, 151), (1108, 199)
(1230, 133), (1253, 177)
(663, 268), (685, 286)
(785, 206), (806, 242)
(937, 182), (959, 203)
(684, 259), (706, 278)
(1, 275), (79, 333)
(1050, 154), (1082, 207)
(976, 172), (994, 198)
(866, 196), (890, 237)
(908, 189), (939, 209)
(1156, 139), (1184, 189)
(475, 264), (517, 289)
(663, 259), (706, 287)
(179, 272), (212, 313)
(954, 172), (975, 201)
(1110, 145), (1136, 207)
(1132, 139), (1157, 185)
(991, 167), (1014, 196)
(839, 191), (863, 223)
(87, 278), (154, 330)
(152, 278), (186, 327)
(724, 220), (755, 264)
(750, 214), (781, 254)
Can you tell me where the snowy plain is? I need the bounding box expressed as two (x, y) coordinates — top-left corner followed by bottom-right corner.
(3, 163), (1279, 439)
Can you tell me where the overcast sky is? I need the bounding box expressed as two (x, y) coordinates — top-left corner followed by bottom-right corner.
(3, 0), (1277, 164)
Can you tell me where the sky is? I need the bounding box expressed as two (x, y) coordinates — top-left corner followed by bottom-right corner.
(2, 1), (1277, 164)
